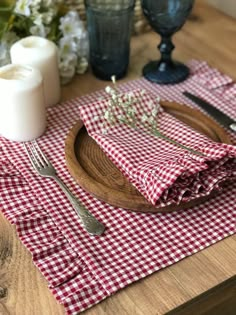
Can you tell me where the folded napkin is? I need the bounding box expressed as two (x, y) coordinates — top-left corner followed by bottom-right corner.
(80, 89), (236, 207)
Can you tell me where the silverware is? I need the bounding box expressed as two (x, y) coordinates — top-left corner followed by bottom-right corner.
(183, 91), (236, 133)
(24, 141), (105, 236)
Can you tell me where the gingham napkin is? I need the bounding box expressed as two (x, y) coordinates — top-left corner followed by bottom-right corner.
(0, 61), (236, 315)
(79, 89), (236, 206)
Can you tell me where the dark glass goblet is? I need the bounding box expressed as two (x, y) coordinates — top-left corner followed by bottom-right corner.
(141, 0), (194, 84)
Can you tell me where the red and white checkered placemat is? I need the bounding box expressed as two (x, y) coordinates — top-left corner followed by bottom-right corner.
(0, 61), (236, 314)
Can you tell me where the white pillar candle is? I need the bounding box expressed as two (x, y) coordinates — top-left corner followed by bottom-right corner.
(10, 36), (61, 107)
(0, 64), (46, 142)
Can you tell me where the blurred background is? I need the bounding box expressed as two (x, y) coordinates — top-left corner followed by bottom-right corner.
(207, 0), (236, 18)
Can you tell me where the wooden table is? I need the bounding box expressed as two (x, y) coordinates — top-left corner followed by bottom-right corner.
(0, 1), (235, 314)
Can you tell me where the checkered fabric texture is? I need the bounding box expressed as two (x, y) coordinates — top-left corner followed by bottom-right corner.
(0, 61), (236, 315)
(79, 89), (236, 206)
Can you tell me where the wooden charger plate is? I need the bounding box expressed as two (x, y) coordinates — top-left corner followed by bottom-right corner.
(65, 101), (231, 213)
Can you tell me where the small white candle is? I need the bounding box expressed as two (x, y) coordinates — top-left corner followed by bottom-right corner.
(0, 64), (46, 142)
(10, 36), (61, 107)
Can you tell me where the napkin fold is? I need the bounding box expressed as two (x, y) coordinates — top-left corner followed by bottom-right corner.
(79, 89), (236, 207)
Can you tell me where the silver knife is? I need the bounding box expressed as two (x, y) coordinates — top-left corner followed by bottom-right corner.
(183, 91), (236, 133)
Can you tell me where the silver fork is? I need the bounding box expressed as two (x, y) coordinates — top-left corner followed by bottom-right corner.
(24, 141), (105, 236)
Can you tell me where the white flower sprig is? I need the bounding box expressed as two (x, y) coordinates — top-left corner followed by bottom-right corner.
(101, 77), (204, 156)
(0, 0), (89, 84)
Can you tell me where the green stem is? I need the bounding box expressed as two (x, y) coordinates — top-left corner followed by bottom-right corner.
(152, 129), (204, 156)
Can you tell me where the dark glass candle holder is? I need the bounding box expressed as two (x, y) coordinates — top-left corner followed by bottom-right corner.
(141, 0), (195, 84)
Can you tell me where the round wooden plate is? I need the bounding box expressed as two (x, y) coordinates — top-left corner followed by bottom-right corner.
(65, 100), (231, 213)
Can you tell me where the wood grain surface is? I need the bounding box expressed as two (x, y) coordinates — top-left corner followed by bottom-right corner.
(1, 1), (236, 314)
(65, 101), (231, 213)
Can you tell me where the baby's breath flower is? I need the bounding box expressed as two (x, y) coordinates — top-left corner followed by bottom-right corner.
(105, 86), (113, 94)
(148, 116), (155, 124)
(151, 106), (159, 117)
(117, 115), (125, 121)
(122, 102), (130, 108)
(104, 110), (116, 124)
(102, 81), (203, 156)
(127, 91), (134, 99)
(104, 111), (110, 120)
(141, 114), (148, 123)
(147, 100), (154, 110)
(127, 107), (136, 115)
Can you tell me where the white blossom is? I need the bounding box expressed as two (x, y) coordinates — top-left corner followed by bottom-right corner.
(30, 24), (49, 37)
(104, 111), (110, 120)
(59, 54), (77, 83)
(141, 114), (148, 123)
(117, 115), (125, 121)
(127, 107), (136, 115)
(127, 91), (134, 99)
(59, 61), (76, 85)
(41, 10), (56, 25)
(121, 101), (130, 108)
(14, 0), (32, 16)
(76, 57), (88, 74)
(151, 106), (159, 117)
(105, 86), (113, 94)
(148, 116), (155, 124)
(59, 11), (84, 37)
(147, 100), (154, 110)
(59, 36), (78, 55)
(33, 14), (43, 26)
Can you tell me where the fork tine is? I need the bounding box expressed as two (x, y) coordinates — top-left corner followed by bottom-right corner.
(23, 143), (41, 170)
(31, 142), (47, 167)
(33, 141), (51, 166)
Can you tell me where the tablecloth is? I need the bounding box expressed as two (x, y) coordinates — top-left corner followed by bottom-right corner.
(0, 60), (235, 314)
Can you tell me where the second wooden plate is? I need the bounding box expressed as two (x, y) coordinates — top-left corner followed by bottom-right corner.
(65, 100), (231, 213)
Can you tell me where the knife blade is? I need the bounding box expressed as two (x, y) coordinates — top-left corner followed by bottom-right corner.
(183, 91), (236, 133)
